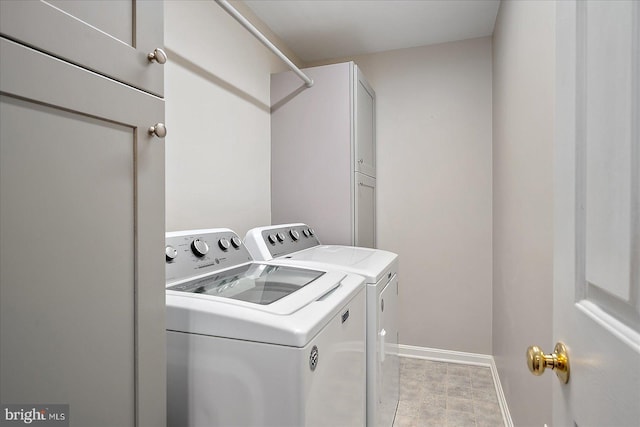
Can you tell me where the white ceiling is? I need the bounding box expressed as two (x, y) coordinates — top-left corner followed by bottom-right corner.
(244, 0), (501, 63)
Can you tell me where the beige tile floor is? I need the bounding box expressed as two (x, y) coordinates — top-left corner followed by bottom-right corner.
(393, 357), (505, 427)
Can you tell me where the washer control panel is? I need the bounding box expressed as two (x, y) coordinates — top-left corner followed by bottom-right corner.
(165, 228), (253, 284)
(259, 224), (321, 258)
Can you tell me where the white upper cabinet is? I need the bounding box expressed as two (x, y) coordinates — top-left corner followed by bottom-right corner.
(0, 0), (164, 96)
(271, 62), (377, 247)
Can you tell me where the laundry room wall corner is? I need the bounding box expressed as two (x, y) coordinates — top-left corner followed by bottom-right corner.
(163, 0), (299, 236)
(492, 1), (555, 425)
(321, 38), (494, 355)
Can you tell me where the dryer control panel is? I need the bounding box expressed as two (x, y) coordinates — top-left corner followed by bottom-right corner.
(165, 228), (253, 284)
(245, 223), (321, 260)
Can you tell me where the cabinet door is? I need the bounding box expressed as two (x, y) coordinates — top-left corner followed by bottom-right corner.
(0, 0), (164, 97)
(354, 66), (376, 178)
(0, 38), (165, 427)
(355, 173), (376, 248)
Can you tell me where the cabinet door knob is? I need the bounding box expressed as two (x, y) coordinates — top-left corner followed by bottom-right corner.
(148, 123), (167, 138)
(147, 48), (167, 64)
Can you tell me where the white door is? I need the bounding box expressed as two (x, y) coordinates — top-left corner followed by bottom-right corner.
(554, 1), (640, 426)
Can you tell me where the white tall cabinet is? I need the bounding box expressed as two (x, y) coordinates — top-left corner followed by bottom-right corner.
(271, 62), (376, 247)
(0, 2), (165, 426)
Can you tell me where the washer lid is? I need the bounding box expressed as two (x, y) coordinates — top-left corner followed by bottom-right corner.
(282, 245), (397, 283)
(166, 266), (365, 347)
(167, 263), (324, 305)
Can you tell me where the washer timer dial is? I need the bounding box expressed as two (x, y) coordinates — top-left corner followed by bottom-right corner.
(191, 238), (209, 257)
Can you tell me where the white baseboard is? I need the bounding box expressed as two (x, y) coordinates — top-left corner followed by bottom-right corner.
(398, 344), (513, 427)
(398, 344), (493, 366)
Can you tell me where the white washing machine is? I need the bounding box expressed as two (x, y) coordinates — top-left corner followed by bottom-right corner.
(165, 228), (367, 427)
(244, 224), (399, 427)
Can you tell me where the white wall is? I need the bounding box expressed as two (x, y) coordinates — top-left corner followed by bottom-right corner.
(492, 1), (555, 425)
(164, 1), (297, 236)
(165, 2), (493, 356)
(319, 37), (494, 354)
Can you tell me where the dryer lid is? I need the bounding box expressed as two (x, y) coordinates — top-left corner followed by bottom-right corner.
(284, 245), (397, 283)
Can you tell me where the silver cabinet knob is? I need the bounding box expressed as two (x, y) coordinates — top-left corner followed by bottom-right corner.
(148, 123), (167, 138)
(147, 48), (167, 64)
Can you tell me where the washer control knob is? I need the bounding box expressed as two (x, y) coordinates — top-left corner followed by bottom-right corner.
(289, 229), (300, 241)
(165, 245), (178, 262)
(218, 238), (230, 251)
(268, 234), (277, 244)
(276, 232), (285, 242)
(303, 229), (310, 238)
(191, 238), (209, 257)
(230, 236), (242, 248)
(308, 228), (315, 236)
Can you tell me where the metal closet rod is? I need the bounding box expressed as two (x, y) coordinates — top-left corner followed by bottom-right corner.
(215, 0), (314, 88)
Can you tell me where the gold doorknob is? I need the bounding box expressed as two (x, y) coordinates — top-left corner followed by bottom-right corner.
(526, 342), (570, 384)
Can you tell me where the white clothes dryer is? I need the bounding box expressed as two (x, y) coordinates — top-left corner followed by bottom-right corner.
(165, 228), (367, 427)
(244, 223), (399, 427)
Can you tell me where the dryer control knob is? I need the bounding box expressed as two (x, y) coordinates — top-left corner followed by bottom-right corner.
(276, 232), (285, 242)
(230, 236), (242, 248)
(218, 238), (230, 251)
(308, 228), (315, 236)
(268, 234), (277, 244)
(165, 245), (178, 262)
(191, 238), (209, 257)
(290, 230), (300, 241)
(303, 229), (310, 238)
